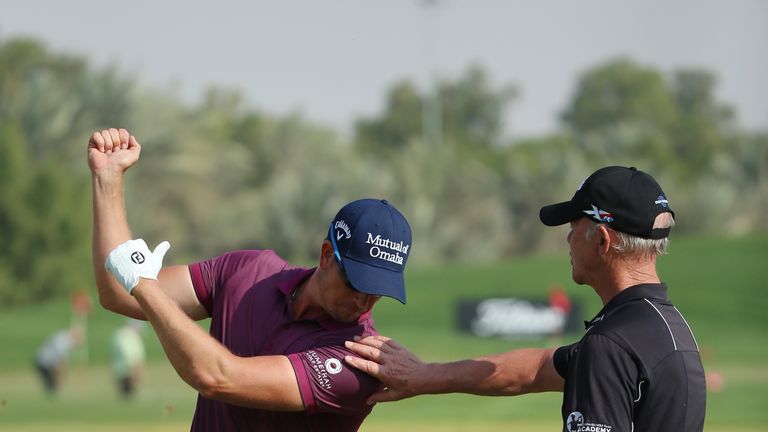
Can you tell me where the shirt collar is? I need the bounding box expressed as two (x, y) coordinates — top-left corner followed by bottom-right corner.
(277, 266), (315, 296)
(584, 283), (669, 329)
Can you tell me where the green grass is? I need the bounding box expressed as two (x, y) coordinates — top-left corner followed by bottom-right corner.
(1, 233), (766, 430)
(0, 363), (195, 425)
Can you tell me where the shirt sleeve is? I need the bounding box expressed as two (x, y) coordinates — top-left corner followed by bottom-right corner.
(553, 342), (578, 379)
(561, 334), (639, 432)
(287, 345), (380, 416)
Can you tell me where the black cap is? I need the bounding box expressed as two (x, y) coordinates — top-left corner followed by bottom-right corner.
(539, 166), (674, 239)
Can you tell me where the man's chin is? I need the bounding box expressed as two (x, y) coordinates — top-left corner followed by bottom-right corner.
(330, 311), (360, 323)
(571, 271), (585, 285)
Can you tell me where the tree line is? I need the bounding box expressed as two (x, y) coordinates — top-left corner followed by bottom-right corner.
(1, 37), (766, 305)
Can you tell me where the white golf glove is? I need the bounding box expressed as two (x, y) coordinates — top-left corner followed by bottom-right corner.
(105, 239), (170, 294)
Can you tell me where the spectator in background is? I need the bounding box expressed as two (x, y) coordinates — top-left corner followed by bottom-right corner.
(547, 283), (572, 341)
(548, 284), (572, 316)
(112, 318), (146, 398)
(34, 325), (84, 395)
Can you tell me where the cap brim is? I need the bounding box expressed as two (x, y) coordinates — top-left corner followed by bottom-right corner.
(342, 257), (406, 304)
(539, 200), (584, 226)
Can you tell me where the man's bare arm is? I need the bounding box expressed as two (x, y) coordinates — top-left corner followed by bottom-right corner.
(88, 128), (206, 320)
(131, 277), (304, 410)
(344, 335), (563, 404)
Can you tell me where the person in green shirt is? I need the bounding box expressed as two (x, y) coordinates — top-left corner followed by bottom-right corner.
(112, 319), (146, 398)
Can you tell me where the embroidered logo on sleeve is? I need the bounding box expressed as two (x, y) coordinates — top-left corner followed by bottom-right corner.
(305, 350), (334, 390)
(566, 411), (612, 432)
(567, 412), (584, 431)
(305, 351), (345, 390)
(325, 358), (342, 374)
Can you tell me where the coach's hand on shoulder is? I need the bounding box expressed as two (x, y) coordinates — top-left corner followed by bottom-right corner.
(87, 128), (142, 176)
(105, 239), (171, 294)
(344, 335), (429, 403)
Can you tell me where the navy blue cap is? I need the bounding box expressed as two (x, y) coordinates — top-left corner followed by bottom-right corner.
(539, 166), (674, 239)
(328, 199), (412, 304)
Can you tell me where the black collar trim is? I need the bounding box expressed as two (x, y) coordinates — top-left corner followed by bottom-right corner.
(584, 283), (669, 329)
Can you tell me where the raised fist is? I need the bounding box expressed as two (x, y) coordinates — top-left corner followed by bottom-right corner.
(87, 128), (142, 175)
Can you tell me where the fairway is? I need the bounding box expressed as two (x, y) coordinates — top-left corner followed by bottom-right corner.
(1, 234), (766, 430)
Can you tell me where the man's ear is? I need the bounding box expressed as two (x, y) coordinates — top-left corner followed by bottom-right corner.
(596, 225), (612, 254)
(319, 240), (334, 269)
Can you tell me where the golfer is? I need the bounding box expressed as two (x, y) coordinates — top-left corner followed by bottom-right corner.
(345, 166), (706, 432)
(88, 128), (413, 431)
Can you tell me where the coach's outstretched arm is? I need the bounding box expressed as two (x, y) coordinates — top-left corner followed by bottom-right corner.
(344, 336), (563, 404)
(88, 129), (207, 320)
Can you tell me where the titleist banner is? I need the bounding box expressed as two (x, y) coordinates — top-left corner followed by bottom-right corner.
(456, 296), (582, 338)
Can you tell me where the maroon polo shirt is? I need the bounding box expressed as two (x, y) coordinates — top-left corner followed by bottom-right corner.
(187, 249), (380, 431)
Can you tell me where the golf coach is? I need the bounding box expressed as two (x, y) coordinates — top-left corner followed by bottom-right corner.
(345, 166), (706, 432)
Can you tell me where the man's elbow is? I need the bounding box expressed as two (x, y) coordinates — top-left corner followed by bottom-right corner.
(195, 377), (223, 400)
(98, 291), (120, 313)
(193, 375), (300, 411)
(515, 376), (540, 395)
(489, 370), (533, 396)
(195, 374), (248, 404)
(97, 290), (142, 319)
(188, 366), (228, 400)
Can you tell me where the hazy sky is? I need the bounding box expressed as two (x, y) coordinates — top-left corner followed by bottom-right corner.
(2, 1), (767, 138)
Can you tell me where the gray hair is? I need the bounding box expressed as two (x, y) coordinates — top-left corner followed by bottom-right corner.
(585, 212), (675, 257)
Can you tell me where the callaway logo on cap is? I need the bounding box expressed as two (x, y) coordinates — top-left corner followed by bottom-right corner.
(328, 199), (412, 304)
(539, 166), (674, 239)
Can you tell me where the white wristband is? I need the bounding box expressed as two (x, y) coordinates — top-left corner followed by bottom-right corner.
(105, 239), (170, 293)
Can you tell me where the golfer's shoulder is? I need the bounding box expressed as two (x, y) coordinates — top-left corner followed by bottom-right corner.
(213, 249), (288, 268)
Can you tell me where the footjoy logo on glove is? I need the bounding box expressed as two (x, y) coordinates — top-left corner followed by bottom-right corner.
(130, 251), (145, 264)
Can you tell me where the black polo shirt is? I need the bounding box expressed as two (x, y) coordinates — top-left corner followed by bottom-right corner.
(553, 283), (706, 432)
